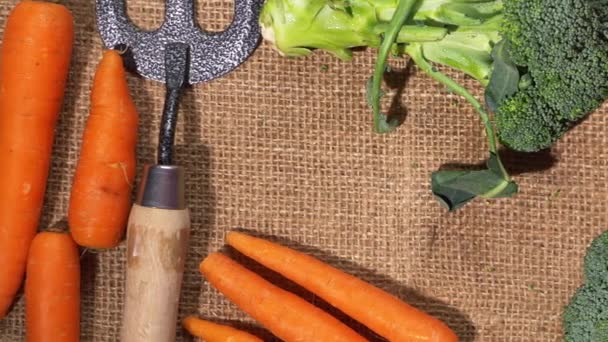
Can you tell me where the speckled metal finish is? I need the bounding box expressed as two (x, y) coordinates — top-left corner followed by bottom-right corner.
(95, 0), (262, 84)
(158, 42), (188, 165)
(95, 0), (261, 207)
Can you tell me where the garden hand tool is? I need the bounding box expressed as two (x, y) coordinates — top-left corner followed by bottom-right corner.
(95, 0), (261, 341)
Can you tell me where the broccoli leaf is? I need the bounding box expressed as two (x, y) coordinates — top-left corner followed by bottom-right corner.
(431, 171), (477, 211)
(432, 153), (517, 211)
(485, 40), (520, 112)
(435, 2), (499, 26)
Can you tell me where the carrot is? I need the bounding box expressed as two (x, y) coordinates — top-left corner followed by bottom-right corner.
(200, 252), (368, 342)
(68, 49), (138, 249)
(226, 232), (459, 342)
(182, 316), (263, 342)
(25, 232), (80, 342)
(0, 1), (74, 318)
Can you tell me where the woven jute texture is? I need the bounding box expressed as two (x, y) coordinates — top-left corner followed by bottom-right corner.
(1, 0), (606, 341)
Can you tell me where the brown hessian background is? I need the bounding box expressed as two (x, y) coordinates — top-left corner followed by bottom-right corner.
(1, 0), (606, 341)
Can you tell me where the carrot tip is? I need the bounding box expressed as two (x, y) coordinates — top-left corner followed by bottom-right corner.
(199, 252), (222, 274)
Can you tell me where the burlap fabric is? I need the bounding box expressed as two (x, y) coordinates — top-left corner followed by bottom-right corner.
(0, 0), (605, 340)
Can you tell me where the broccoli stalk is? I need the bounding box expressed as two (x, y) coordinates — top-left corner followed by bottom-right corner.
(260, 0), (608, 210)
(405, 43), (516, 207)
(371, 1), (516, 208)
(368, 0), (502, 132)
(369, 0), (419, 133)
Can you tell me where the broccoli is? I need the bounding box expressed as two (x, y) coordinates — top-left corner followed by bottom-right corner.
(563, 231), (608, 342)
(496, 0), (608, 151)
(583, 229), (608, 289)
(260, 0), (608, 210)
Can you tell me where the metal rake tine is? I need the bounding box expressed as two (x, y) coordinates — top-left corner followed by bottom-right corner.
(95, 0), (140, 50)
(163, 0), (196, 29)
(96, 0), (262, 84)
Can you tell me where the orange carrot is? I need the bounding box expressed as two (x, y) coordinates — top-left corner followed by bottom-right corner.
(226, 232), (459, 342)
(68, 49), (138, 249)
(200, 252), (368, 342)
(0, 1), (74, 318)
(25, 232), (80, 342)
(182, 316), (263, 342)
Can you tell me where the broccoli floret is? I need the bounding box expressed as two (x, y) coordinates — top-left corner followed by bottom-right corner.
(564, 231), (608, 342)
(564, 286), (608, 342)
(494, 90), (567, 152)
(495, 0), (608, 151)
(584, 230), (608, 289)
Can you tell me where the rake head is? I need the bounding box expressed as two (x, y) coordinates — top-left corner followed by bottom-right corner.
(95, 0), (262, 84)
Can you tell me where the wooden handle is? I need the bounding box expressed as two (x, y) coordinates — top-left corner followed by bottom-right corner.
(120, 204), (191, 342)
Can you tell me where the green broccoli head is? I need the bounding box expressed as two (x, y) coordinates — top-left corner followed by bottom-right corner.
(564, 286), (608, 342)
(495, 0), (608, 151)
(563, 231), (608, 342)
(584, 230), (608, 289)
(494, 90), (567, 152)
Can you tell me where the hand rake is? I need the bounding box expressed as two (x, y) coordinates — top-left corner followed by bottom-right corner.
(95, 0), (261, 340)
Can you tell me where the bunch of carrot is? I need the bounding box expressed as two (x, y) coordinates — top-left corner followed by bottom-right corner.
(0, 1), (139, 340)
(184, 231), (459, 342)
(0, 0), (74, 319)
